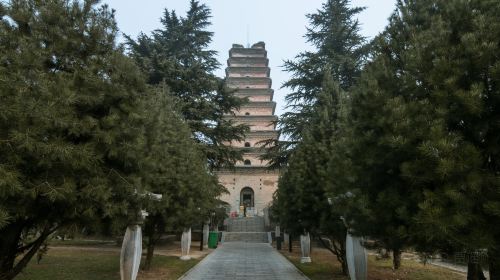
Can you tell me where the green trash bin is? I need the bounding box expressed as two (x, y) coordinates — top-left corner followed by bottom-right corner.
(208, 232), (218, 249)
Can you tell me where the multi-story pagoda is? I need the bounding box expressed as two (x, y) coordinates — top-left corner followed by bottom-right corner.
(217, 42), (279, 217)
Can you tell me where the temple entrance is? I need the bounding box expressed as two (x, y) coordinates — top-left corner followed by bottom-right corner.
(240, 187), (254, 217)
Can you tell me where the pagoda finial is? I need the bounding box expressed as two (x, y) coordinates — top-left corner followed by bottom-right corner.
(246, 25), (250, 48)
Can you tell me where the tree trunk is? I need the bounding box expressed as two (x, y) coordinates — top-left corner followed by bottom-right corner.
(143, 236), (156, 271)
(0, 224), (55, 280)
(334, 234), (348, 276)
(339, 241), (348, 276)
(489, 248), (500, 280)
(289, 233), (293, 252)
(393, 248), (402, 270)
(317, 236), (348, 276)
(467, 261), (486, 280)
(0, 223), (24, 275)
(199, 223), (204, 251)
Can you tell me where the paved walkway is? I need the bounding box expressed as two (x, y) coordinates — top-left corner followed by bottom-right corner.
(179, 242), (309, 280)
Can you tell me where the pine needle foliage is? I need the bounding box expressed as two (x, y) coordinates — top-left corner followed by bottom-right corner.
(280, 0), (368, 142)
(263, 0), (369, 168)
(0, 1), (147, 279)
(274, 72), (352, 274)
(347, 0), (500, 274)
(126, 0), (248, 170)
(139, 87), (226, 270)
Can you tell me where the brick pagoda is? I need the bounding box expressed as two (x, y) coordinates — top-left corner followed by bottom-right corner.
(217, 42), (279, 217)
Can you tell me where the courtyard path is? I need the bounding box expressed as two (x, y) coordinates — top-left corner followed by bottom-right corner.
(178, 242), (309, 280)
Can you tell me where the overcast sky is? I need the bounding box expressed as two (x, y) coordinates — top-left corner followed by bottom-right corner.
(102, 0), (397, 116)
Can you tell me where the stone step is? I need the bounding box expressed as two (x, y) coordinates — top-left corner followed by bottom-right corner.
(227, 216), (265, 232)
(222, 232), (270, 243)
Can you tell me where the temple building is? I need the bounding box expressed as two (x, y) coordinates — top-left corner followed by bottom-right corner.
(217, 42), (279, 217)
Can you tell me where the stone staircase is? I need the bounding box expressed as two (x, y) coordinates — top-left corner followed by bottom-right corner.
(222, 217), (270, 243)
(223, 232), (269, 243)
(227, 216), (265, 232)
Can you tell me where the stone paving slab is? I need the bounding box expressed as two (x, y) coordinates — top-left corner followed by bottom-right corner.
(179, 242), (309, 280)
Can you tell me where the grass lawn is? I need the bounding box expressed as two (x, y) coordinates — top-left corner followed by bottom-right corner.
(281, 247), (466, 280)
(15, 247), (200, 280)
(49, 239), (117, 247)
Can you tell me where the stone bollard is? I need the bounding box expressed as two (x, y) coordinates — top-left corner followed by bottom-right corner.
(300, 232), (312, 263)
(120, 225), (142, 280)
(180, 228), (192, 260)
(202, 223), (209, 249)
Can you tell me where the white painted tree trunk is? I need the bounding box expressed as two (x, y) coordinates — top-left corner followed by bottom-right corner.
(346, 233), (367, 280)
(275, 225), (281, 237)
(120, 225), (142, 280)
(180, 228), (192, 260)
(300, 233), (312, 263)
(284, 233), (290, 245)
(203, 223), (209, 248)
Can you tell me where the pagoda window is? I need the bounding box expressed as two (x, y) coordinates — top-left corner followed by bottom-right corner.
(244, 160), (251, 166)
(244, 142), (251, 147)
(245, 112), (250, 115)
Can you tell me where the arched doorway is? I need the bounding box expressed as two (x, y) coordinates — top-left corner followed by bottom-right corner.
(240, 187), (254, 216)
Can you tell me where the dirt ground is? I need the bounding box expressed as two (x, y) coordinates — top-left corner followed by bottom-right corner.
(278, 243), (466, 280)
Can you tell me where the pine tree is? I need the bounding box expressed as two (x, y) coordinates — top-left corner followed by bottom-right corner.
(272, 0), (369, 272)
(263, 0), (368, 169)
(0, 1), (147, 279)
(126, 0), (248, 169)
(348, 69), (419, 269)
(280, 0), (368, 142)
(347, 0), (500, 276)
(385, 0), (500, 277)
(273, 73), (351, 274)
(139, 87), (225, 270)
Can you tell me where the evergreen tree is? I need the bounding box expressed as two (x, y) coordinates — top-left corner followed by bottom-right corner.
(347, 0), (500, 276)
(0, 1), (147, 279)
(126, 0), (248, 169)
(348, 63), (421, 270)
(345, 0), (442, 270)
(274, 73), (351, 274)
(272, 0), (369, 273)
(263, 0), (368, 168)
(280, 0), (368, 142)
(386, 0), (500, 277)
(139, 87), (226, 270)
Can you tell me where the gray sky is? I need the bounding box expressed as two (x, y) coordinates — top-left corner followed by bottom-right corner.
(102, 0), (397, 116)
